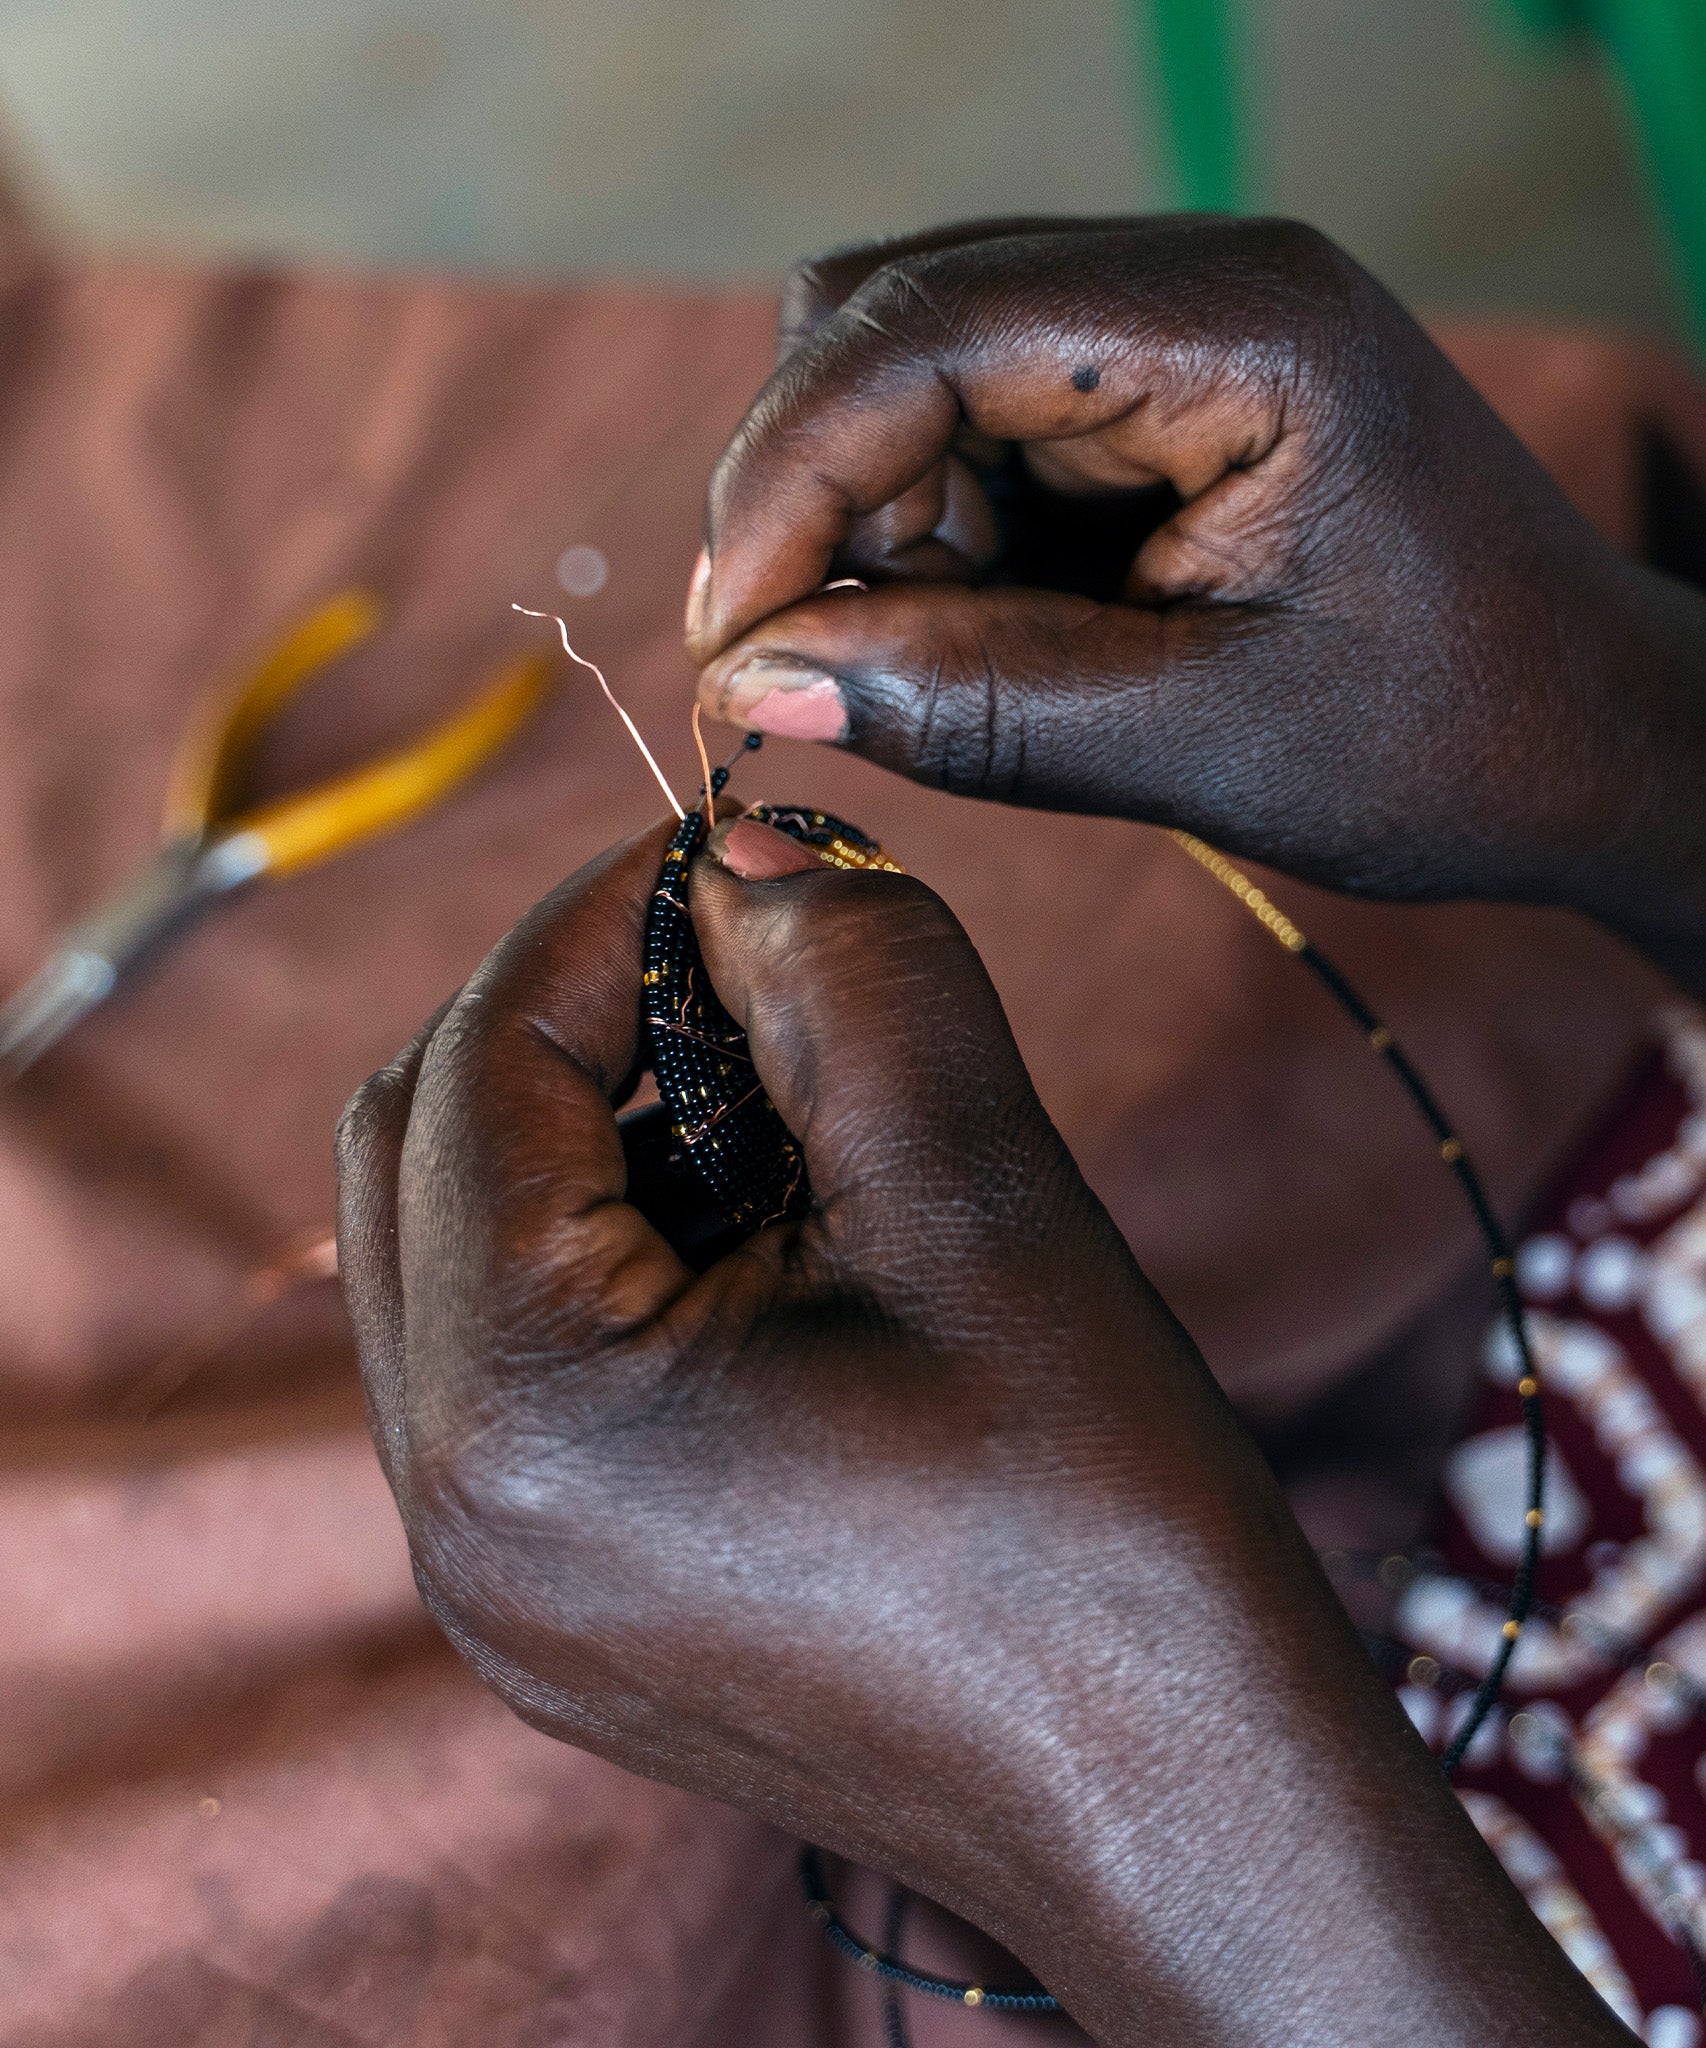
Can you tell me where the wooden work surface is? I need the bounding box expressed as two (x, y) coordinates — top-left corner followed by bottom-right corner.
(0, 243), (1687, 2044)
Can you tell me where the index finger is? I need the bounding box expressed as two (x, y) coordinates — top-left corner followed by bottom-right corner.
(689, 217), (1334, 665)
(777, 216), (1129, 361)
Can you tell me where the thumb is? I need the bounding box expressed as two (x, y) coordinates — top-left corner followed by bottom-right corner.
(692, 580), (1306, 826)
(687, 819), (1109, 1294)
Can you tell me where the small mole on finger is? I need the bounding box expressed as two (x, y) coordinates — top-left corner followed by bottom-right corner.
(1072, 364), (1101, 393)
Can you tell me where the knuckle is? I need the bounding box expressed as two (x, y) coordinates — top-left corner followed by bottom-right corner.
(1238, 217), (1367, 314)
(334, 1063), (403, 1175)
(848, 255), (957, 355)
(490, 1199), (673, 1352)
(906, 628), (1018, 799)
(778, 254), (841, 340)
(399, 1393), (550, 1595)
(1227, 214), (1334, 270)
(879, 873), (971, 955)
(780, 238), (903, 357)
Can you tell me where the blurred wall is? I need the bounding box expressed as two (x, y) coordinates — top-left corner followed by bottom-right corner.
(0, 0), (1681, 338)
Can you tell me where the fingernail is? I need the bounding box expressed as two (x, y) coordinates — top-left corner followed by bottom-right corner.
(707, 817), (829, 880)
(716, 659), (847, 742)
(684, 547), (712, 638)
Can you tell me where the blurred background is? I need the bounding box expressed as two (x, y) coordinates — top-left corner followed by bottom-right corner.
(0, 0), (1692, 344)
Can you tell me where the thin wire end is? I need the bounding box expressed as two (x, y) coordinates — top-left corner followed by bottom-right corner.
(691, 700), (715, 832)
(513, 604), (685, 821)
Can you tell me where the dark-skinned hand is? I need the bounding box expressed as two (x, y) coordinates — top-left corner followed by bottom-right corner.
(687, 216), (1706, 998)
(337, 813), (1632, 2048)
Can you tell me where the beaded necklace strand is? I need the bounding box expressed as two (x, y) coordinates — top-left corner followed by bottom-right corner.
(1166, 832), (1547, 1771)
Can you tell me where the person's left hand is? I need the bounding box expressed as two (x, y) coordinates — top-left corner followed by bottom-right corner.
(336, 814), (1630, 2048)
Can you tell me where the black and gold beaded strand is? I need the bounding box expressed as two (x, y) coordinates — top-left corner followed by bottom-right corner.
(641, 740), (820, 1237)
(880, 1884), (914, 2048)
(1167, 831), (1546, 1775)
(799, 1848), (1061, 2017)
(641, 770), (906, 1241)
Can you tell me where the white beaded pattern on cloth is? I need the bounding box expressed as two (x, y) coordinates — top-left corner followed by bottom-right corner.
(1397, 1005), (1706, 2039)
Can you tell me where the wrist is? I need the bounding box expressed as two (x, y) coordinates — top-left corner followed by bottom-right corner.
(1552, 560), (1706, 996)
(924, 1489), (1631, 2047)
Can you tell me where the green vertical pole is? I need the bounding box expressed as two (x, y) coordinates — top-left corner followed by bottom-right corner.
(1495, 0), (1706, 356)
(1127, 0), (1249, 213)
(1495, 0), (1589, 31)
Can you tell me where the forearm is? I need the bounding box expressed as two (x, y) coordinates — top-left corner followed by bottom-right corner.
(933, 1494), (1636, 2047)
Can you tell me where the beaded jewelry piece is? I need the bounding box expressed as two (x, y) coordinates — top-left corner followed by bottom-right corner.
(800, 1846), (1058, 2019)
(640, 772), (903, 1238)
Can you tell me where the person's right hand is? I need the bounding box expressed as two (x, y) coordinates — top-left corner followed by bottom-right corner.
(686, 217), (1706, 982)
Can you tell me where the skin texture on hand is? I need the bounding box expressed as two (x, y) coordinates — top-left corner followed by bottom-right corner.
(336, 218), (1694, 2044)
(338, 822), (1635, 2048)
(687, 217), (1706, 994)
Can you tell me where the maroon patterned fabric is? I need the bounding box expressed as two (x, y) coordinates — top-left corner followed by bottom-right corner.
(1398, 1007), (1706, 2043)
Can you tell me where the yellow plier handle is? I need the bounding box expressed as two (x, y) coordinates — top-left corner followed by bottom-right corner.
(164, 590), (553, 877)
(1, 592), (553, 1080)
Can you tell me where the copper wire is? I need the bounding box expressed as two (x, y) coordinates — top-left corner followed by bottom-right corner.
(691, 699), (716, 829)
(512, 605), (685, 821)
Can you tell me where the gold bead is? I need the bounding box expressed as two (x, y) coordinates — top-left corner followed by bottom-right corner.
(1502, 1619), (1522, 1641)
(1517, 1377), (1539, 1399)
(964, 1989), (985, 2008)
(1525, 1509), (1544, 1529)
(1491, 1256), (1514, 1279)
(1369, 1025), (1393, 1051)
(1440, 1137), (1464, 1164)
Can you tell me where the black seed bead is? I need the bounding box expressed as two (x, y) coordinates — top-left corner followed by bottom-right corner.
(642, 794), (804, 1234)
